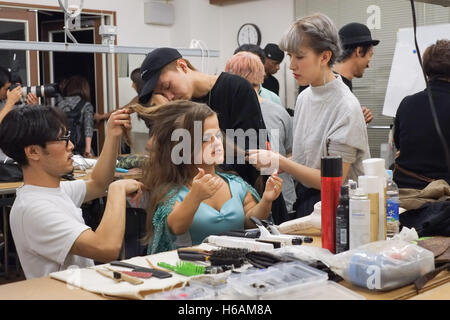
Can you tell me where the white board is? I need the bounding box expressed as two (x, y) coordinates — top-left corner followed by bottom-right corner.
(382, 23), (450, 117)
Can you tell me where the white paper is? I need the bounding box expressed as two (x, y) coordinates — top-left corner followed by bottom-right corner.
(382, 23), (450, 117)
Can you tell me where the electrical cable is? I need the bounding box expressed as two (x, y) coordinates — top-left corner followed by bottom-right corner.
(190, 39), (210, 74)
(409, 0), (450, 174)
(197, 40), (210, 74)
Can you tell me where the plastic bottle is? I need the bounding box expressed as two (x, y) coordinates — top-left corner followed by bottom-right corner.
(362, 158), (387, 240)
(386, 170), (400, 237)
(349, 188), (371, 249)
(321, 156), (342, 254)
(335, 185), (350, 253)
(358, 176), (380, 242)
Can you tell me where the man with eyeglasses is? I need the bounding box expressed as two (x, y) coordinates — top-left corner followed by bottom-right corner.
(0, 104), (144, 279)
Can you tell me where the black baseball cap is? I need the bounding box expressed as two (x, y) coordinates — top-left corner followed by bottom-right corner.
(263, 43), (284, 62)
(139, 47), (182, 104)
(339, 23), (380, 48)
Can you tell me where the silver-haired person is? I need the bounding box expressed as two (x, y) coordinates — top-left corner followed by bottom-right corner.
(248, 13), (370, 218)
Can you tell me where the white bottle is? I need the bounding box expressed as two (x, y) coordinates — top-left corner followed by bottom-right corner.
(362, 158), (387, 240)
(358, 176), (380, 242)
(349, 188), (371, 249)
(386, 170), (400, 237)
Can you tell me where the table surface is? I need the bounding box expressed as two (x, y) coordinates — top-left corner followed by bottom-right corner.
(0, 235), (448, 300)
(1, 169), (448, 300)
(0, 181), (23, 195)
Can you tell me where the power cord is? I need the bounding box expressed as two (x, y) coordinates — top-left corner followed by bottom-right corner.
(190, 39), (210, 74)
(409, 0), (450, 174)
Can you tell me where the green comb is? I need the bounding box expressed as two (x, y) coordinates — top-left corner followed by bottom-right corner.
(157, 261), (206, 276)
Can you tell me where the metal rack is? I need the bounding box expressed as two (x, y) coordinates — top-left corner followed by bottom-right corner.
(0, 39), (220, 56)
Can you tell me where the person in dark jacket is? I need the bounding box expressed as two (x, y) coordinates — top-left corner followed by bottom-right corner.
(394, 39), (450, 189)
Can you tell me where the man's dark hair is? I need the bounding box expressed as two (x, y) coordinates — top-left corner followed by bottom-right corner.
(234, 44), (266, 64)
(130, 68), (144, 95)
(0, 104), (68, 166)
(336, 44), (372, 63)
(60, 75), (91, 102)
(423, 39), (450, 80)
(0, 66), (11, 88)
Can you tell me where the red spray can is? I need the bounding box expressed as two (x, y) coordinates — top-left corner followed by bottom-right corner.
(321, 156), (343, 254)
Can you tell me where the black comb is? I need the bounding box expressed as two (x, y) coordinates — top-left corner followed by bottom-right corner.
(110, 261), (172, 279)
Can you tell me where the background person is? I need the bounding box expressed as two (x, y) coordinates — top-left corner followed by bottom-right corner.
(56, 75), (95, 158)
(225, 51), (296, 213)
(393, 39), (450, 189)
(333, 22), (380, 124)
(262, 43), (285, 96)
(234, 44), (282, 106)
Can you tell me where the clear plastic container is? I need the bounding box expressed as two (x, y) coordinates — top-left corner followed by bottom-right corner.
(227, 261), (328, 299)
(188, 273), (229, 298)
(144, 284), (216, 300)
(267, 281), (365, 300)
(337, 239), (435, 291)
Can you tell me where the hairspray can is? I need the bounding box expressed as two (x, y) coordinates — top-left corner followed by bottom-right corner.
(321, 156), (342, 254)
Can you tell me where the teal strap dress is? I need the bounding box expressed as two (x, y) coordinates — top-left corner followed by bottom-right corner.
(148, 171), (261, 254)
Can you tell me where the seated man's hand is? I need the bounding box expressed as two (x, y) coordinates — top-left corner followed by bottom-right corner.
(106, 108), (132, 138)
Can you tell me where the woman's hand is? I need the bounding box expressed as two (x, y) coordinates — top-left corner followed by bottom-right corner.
(190, 168), (224, 202)
(262, 171), (283, 202)
(106, 108), (131, 138)
(247, 149), (280, 172)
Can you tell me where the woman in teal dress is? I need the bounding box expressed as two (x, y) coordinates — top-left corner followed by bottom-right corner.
(137, 100), (282, 254)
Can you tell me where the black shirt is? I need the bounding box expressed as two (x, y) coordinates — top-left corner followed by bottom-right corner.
(340, 75), (353, 92)
(193, 72), (266, 186)
(262, 74), (279, 95)
(394, 80), (450, 189)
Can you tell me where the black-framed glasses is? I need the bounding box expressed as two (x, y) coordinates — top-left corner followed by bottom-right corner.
(55, 130), (71, 147)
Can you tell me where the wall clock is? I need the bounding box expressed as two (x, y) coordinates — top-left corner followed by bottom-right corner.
(237, 23), (261, 46)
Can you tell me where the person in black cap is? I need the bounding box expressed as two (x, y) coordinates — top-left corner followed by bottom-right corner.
(333, 22), (380, 124)
(138, 47), (290, 224)
(262, 43), (285, 95)
(138, 47), (267, 185)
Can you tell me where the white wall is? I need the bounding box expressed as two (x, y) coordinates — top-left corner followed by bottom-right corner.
(170, 0), (296, 108)
(6, 0), (297, 150)
(7, 0), (171, 46)
(7, 0), (296, 105)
